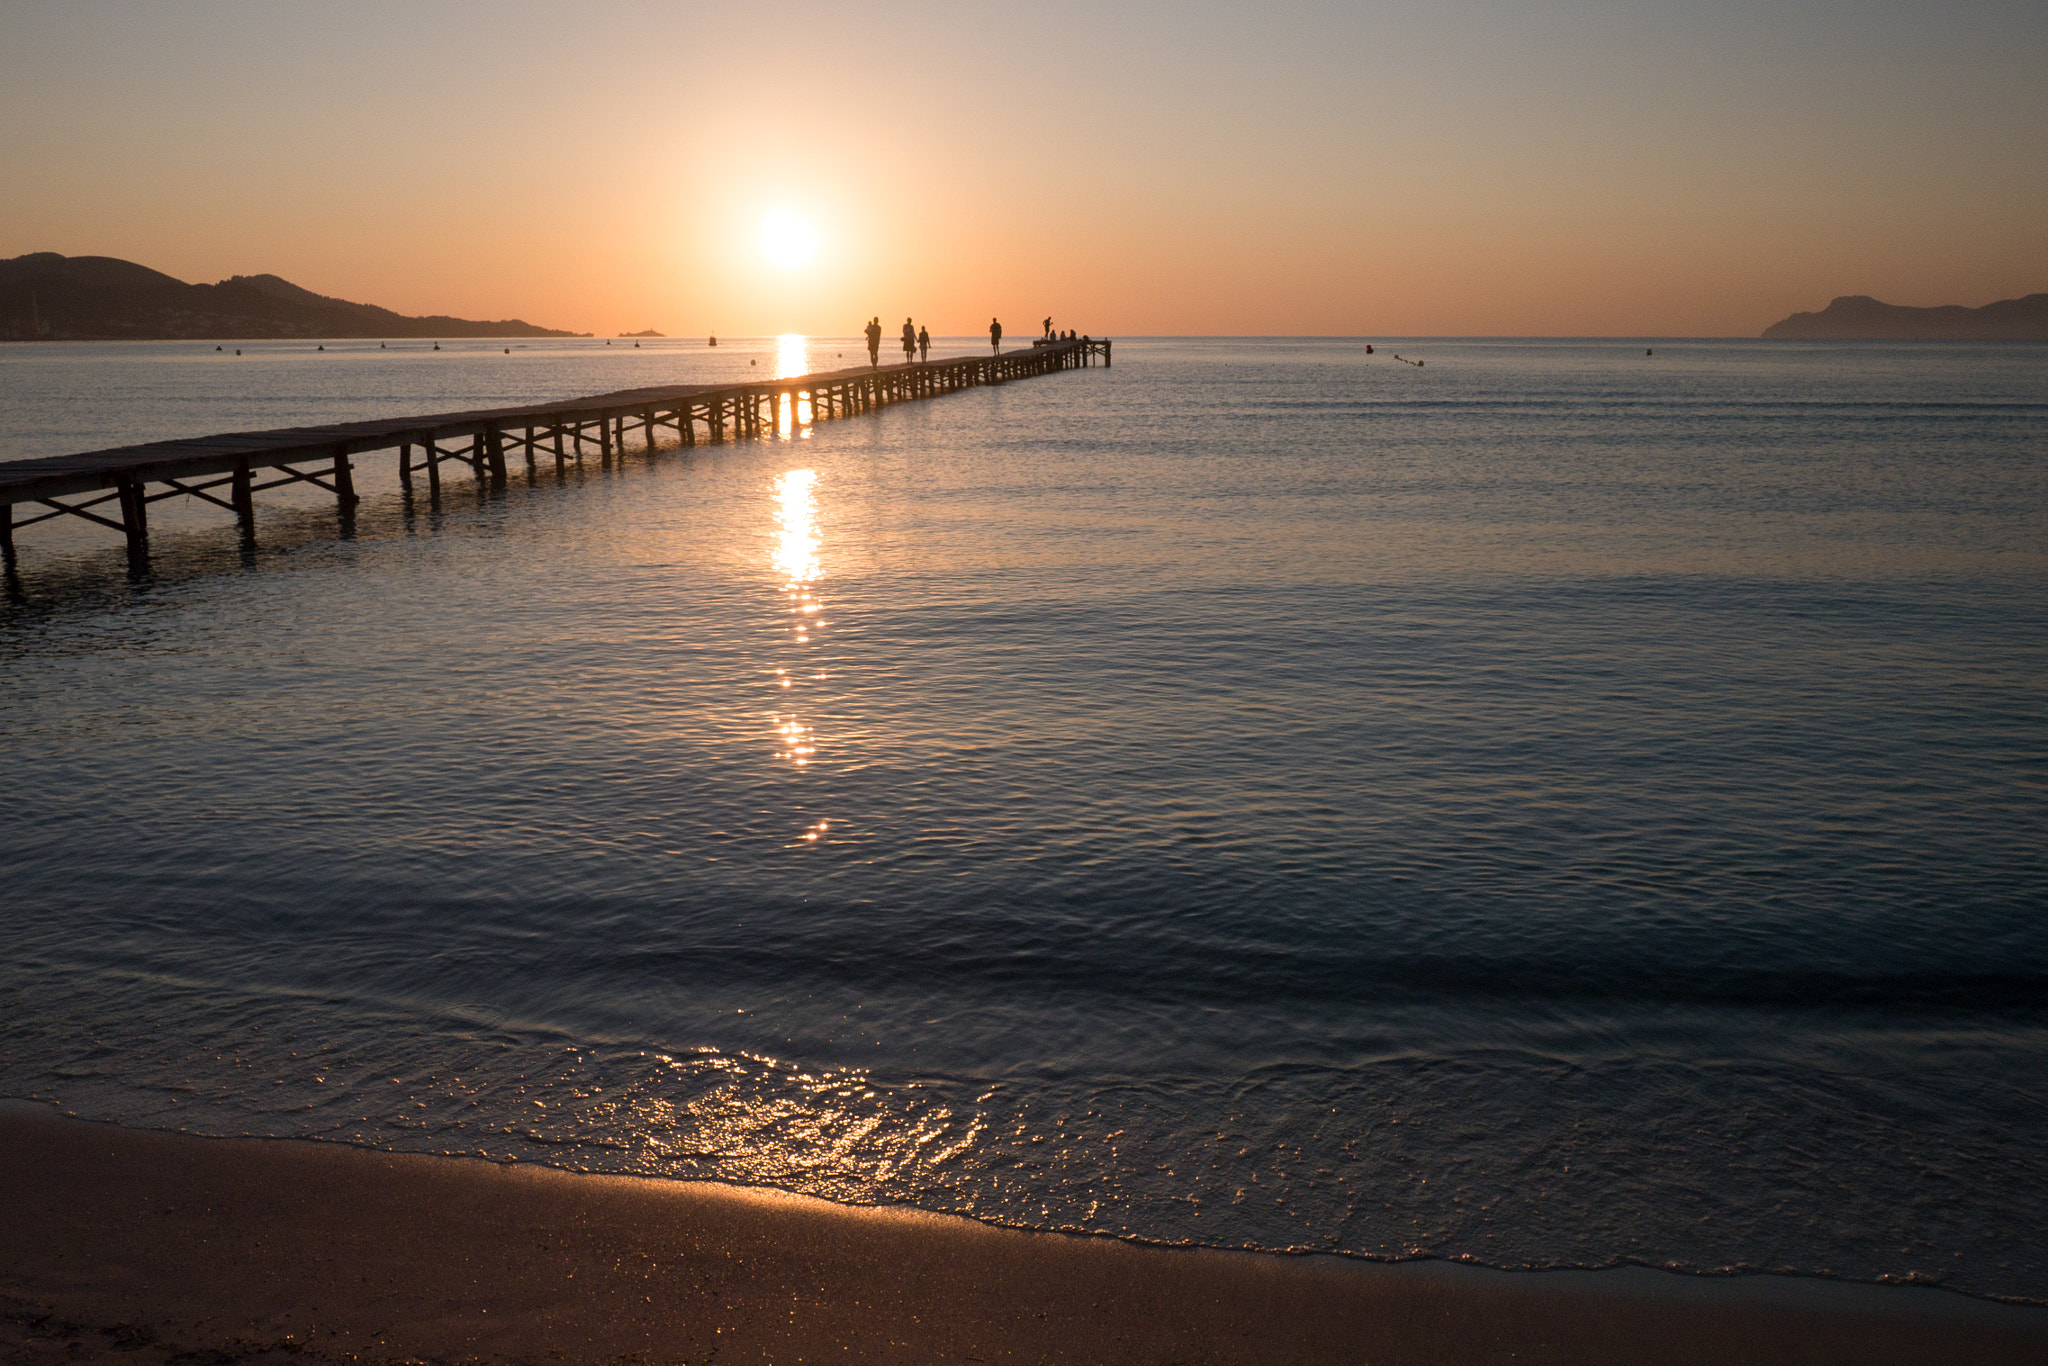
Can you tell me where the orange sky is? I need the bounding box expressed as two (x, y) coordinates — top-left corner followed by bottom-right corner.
(4, 0), (2043, 336)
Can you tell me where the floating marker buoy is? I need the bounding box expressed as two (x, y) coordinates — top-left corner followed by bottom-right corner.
(1646, 348), (1653, 356)
(215, 346), (222, 352)
(1366, 344), (1373, 354)
(317, 345), (324, 351)
(709, 335), (717, 346)
(234, 349), (241, 355)
(750, 359), (757, 365)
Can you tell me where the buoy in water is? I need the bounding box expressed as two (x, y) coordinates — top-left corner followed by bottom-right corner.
(1646, 348), (1653, 356)
(709, 335), (717, 346)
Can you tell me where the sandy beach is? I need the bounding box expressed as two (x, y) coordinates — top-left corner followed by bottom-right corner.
(1, 1104), (2040, 1365)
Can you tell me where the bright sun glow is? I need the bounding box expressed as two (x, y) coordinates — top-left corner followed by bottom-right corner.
(759, 211), (819, 269)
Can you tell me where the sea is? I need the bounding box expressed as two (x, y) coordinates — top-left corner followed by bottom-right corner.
(2, 335), (2044, 1303)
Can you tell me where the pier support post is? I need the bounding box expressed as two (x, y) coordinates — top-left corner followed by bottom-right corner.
(232, 459), (254, 532)
(1, 503), (13, 572)
(485, 427), (507, 480)
(644, 407), (657, 451)
(600, 413), (613, 463)
(426, 440), (442, 499)
(116, 474), (149, 568)
(333, 450), (359, 508)
(398, 443), (412, 489)
(554, 424), (566, 470)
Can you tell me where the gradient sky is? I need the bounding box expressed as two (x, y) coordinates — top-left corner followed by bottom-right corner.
(3, 0), (2043, 336)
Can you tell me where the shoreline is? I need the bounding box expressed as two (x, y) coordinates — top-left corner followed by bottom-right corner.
(3, 1105), (2042, 1365)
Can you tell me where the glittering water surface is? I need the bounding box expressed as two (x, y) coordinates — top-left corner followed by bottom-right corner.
(3, 337), (2046, 1300)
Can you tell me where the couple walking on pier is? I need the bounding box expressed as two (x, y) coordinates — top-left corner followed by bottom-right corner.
(866, 317), (929, 366)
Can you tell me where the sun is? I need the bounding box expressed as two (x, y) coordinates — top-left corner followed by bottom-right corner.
(759, 210), (819, 270)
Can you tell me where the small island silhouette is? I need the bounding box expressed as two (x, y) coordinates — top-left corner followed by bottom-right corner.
(0, 253), (588, 341)
(1762, 292), (2048, 339)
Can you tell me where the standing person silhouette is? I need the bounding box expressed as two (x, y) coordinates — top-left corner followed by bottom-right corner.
(917, 325), (930, 362)
(901, 317), (917, 364)
(1043, 316), (1052, 339)
(989, 317), (1002, 353)
(865, 317), (882, 367)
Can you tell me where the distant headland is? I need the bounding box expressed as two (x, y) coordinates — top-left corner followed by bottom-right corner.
(0, 253), (588, 341)
(1762, 293), (2048, 339)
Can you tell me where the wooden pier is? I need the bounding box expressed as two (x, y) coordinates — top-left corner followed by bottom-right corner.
(0, 337), (1110, 571)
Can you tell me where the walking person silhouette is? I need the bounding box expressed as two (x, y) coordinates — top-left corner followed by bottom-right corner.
(989, 317), (1002, 353)
(901, 317), (917, 364)
(865, 317), (882, 367)
(917, 325), (930, 362)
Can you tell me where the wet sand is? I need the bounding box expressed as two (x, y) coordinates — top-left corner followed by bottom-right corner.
(1, 1105), (2041, 1365)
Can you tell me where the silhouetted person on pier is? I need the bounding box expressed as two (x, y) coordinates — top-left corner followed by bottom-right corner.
(917, 325), (930, 361)
(865, 317), (882, 366)
(990, 318), (1002, 353)
(1043, 316), (1053, 339)
(901, 317), (917, 363)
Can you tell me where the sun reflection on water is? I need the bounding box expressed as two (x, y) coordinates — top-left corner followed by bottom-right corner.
(775, 333), (808, 379)
(771, 468), (825, 783)
(773, 468), (820, 585)
(774, 336), (815, 430)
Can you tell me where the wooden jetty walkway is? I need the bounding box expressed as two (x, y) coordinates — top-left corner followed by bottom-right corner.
(0, 337), (1110, 570)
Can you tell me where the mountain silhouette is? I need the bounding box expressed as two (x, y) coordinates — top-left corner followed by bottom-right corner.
(1762, 293), (2048, 339)
(0, 253), (587, 340)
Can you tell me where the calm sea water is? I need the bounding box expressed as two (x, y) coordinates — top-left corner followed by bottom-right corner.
(3, 336), (2045, 1301)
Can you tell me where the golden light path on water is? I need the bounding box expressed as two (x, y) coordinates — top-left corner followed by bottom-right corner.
(575, 458), (986, 1197)
(604, 1053), (988, 1199)
(775, 333), (814, 428)
(771, 468), (823, 787)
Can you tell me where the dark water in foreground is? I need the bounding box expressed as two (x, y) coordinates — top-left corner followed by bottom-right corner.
(2, 337), (2045, 1300)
